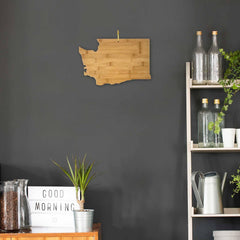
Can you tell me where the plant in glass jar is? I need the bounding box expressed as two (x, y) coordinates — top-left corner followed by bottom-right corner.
(52, 154), (95, 232)
(209, 49), (240, 134)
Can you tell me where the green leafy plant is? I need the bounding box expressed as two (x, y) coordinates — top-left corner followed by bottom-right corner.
(230, 166), (240, 197)
(209, 49), (240, 134)
(52, 154), (95, 211)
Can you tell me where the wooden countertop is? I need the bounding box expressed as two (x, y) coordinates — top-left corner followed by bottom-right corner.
(0, 223), (101, 238)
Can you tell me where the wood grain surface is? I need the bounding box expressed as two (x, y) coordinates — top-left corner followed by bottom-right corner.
(0, 223), (100, 240)
(79, 39), (151, 85)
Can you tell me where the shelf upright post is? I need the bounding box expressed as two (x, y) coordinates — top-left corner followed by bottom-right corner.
(186, 62), (193, 240)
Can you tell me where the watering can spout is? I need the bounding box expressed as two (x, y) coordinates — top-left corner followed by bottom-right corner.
(221, 172), (227, 193)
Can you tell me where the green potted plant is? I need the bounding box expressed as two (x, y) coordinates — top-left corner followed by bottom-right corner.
(209, 49), (240, 135)
(52, 154), (95, 232)
(230, 166), (240, 197)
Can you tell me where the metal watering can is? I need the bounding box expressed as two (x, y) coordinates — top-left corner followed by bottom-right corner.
(192, 171), (227, 214)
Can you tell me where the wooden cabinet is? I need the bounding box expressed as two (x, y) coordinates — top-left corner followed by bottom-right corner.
(0, 224), (100, 240)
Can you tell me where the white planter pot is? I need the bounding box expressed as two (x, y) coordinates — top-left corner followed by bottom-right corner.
(73, 209), (94, 232)
(222, 128), (236, 148)
(236, 129), (240, 148)
(213, 230), (240, 240)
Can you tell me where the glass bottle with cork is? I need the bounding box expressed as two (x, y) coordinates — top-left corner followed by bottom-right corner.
(192, 31), (207, 85)
(208, 31), (222, 84)
(198, 98), (214, 148)
(213, 99), (225, 147)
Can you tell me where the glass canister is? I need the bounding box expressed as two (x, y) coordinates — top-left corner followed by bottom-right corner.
(0, 180), (19, 232)
(16, 179), (31, 232)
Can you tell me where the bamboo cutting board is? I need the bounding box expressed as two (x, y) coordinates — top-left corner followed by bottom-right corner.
(79, 39), (151, 86)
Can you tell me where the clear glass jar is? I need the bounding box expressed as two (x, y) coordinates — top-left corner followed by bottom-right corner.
(208, 31), (222, 84)
(0, 181), (19, 232)
(198, 98), (214, 148)
(16, 179), (31, 232)
(192, 31), (207, 85)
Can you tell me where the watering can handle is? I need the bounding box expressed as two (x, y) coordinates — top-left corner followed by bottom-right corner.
(191, 171), (203, 208)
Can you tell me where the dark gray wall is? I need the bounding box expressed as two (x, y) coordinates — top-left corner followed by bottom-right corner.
(0, 0), (240, 239)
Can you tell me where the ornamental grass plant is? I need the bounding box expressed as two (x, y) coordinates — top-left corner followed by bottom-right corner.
(52, 154), (95, 211)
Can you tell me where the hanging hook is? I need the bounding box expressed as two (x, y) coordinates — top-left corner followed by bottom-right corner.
(117, 29), (120, 42)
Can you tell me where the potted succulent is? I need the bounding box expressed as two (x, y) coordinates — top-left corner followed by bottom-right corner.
(209, 49), (240, 135)
(52, 154), (95, 232)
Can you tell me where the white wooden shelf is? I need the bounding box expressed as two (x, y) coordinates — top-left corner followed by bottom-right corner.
(189, 78), (240, 89)
(185, 62), (240, 240)
(192, 208), (240, 217)
(190, 79), (223, 89)
(191, 143), (240, 152)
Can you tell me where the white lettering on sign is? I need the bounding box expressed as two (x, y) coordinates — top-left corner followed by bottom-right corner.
(28, 186), (79, 228)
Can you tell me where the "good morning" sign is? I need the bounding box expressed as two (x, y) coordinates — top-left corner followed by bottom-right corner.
(28, 186), (79, 228)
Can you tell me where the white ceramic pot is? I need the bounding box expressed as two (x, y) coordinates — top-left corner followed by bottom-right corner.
(222, 128), (236, 148)
(73, 209), (94, 232)
(213, 231), (240, 240)
(236, 129), (240, 148)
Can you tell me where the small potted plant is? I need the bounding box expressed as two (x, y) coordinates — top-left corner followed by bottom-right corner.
(53, 154), (95, 232)
(209, 49), (240, 136)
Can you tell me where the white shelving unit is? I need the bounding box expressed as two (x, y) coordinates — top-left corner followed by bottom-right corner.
(186, 62), (240, 240)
